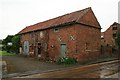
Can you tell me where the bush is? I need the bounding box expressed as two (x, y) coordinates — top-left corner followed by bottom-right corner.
(56, 57), (77, 65)
(11, 35), (20, 54)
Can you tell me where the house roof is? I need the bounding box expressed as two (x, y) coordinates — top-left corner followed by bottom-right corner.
(18, 7), (100, 34)
(111, 22), (120, 27)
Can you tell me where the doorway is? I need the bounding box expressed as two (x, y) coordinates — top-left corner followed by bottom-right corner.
(60, 43), (67, 57)
(23, 41), (29, 55)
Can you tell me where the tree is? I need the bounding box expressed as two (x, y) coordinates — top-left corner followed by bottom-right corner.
(2, 35), (14, 52)
(116, 31), (120, 45)
(115, 30), (120, 57)
(12, 35), (20, 54)
(0, 39), (3, 51)
(2, 35), (14, 45)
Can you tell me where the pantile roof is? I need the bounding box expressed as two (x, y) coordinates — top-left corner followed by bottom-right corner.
(18, 7), (100, 34)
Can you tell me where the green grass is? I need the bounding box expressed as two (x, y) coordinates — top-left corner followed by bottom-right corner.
(0, 51), (16, 56)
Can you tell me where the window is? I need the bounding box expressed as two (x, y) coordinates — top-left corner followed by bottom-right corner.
(113, 33), (116, 38)
(113, 27), (117, 30)
(113, 32), (117, 38)
(40, 31), (43, 38)
(54, 28), (59, 32)
(43, 43), (47, 50)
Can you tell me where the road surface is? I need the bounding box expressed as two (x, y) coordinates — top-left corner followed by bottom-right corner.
(15, 60), (120, 78)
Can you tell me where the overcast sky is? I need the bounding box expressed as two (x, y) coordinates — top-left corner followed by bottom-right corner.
(0, 0), (119, 39)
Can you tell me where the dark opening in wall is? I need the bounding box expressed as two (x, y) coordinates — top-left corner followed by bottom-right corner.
(113, 33), (116, 38)
(113, 27), (117, 30)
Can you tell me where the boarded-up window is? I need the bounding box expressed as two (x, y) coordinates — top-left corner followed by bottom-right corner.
(40, 31), (43, 38)
(44, 43), (47, 50)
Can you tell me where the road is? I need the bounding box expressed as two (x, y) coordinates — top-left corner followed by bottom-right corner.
(15, 60), (120, 78)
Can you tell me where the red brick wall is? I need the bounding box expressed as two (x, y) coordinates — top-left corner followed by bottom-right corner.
(48, 24), (77, 60)
(73, 24), (101, 61)
(20, 30), (49, 56)
(20, 8), (101, 61)
(103, 24), (120, 46)
(20, 24), (101, 61)
(78, 8), (100, 28)
(21, 33), (32, 56)
(104, 26), (113, 46)
(36, 30), (49, 43)
(47, 24), (101, 61)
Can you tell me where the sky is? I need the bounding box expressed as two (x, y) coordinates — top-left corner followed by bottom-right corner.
(0, 0), (120, 39)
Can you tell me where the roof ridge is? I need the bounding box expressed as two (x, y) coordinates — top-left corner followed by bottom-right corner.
(27, 7), (92, 28)
(111, 22), (120, 26)
(18, 7), (95, 34)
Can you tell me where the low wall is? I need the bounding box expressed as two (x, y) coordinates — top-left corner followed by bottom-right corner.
(68, 51), (100, 62)
(0, 61), (7, 78)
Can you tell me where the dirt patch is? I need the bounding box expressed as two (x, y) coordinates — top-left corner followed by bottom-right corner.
(2, 55), (77, 74)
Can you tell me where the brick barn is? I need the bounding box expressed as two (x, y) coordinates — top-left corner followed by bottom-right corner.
(18, 7), (101, 61)
(101, 22), (120, 47)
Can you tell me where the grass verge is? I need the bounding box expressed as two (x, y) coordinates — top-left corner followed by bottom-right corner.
(0, 51), (16, 56)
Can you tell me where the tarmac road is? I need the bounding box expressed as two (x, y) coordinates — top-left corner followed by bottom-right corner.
(15, 60), (120, 78)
